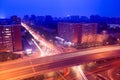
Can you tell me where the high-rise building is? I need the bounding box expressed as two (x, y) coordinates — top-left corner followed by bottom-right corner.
(58, 22), (98, 45)
(0, 16), (22, 52)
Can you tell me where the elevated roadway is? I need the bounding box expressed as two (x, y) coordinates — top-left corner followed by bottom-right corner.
(0, 45), (120, 80)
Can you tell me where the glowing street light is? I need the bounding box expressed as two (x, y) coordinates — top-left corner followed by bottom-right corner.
(25, 49), (32, 55)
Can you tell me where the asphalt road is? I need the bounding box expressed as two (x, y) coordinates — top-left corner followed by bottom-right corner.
(0, 45), (120, 80)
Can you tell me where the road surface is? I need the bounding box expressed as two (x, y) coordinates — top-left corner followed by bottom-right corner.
(0, 45), (120, 80)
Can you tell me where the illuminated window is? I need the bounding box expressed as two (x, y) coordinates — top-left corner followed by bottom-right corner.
(6, 33), (11, 36)
(4, 36), (10, 38)
(0, 42), (2, 44)
(4, 31), (11, 33)
(5, 28), (10, 30)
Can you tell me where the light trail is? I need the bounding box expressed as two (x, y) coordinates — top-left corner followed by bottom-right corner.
(21, 22), (61, 57)
(31, 39), (44, 57)
(72, 66), (88, 80)
(77, 66), (88, 80)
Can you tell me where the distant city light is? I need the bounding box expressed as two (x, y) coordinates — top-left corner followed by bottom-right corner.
(67, 14), (70, 17)
(0, 15), (6, 19)
(55, 36), (64, 41)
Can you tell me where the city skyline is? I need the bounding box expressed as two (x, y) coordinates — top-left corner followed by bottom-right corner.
(0, 0), (120, 80)
(0, 0), (120, 18)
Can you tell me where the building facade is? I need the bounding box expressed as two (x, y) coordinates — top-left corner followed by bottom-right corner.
(58, 22), (98, 45)
(0, 16), (22, 52)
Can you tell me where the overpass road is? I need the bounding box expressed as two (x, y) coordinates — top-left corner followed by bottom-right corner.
(0, 45), (120, 80)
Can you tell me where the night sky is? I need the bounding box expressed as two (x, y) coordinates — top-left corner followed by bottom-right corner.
(0, 0), (120, 18)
